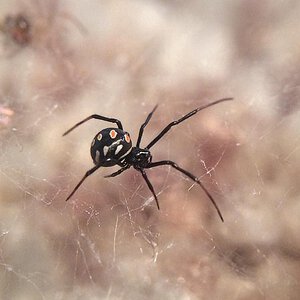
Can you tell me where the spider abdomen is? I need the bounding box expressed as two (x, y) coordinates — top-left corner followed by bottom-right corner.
(90, 128), (132, 166)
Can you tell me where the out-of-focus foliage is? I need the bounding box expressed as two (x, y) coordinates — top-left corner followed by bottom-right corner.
(0, 0), (300, 299)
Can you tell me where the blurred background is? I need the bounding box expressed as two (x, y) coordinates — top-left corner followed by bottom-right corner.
(0, 0), (299, 299)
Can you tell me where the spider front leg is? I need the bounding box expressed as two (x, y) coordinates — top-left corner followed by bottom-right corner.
(63, 114), (123, 136)
(146, 97), (233, 149)
(66, 164), (101, 201)
(146, 160), (224, 222)
(136, 105), (158, 148)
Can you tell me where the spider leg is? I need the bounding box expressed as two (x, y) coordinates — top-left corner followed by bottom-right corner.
(138, 169), (160, 210)
(66, 164), (101, 201)
(104, 165), (130, 178)
(146, 160), (224, 222)
(136, 105), (158, 148)
(146, 97), (233, 149)
(63, 114), (123, 136)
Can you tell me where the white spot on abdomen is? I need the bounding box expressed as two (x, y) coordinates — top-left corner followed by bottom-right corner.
(115, 144), (123, 155)
(103, 146), (109, 156)
(120, 147), (132, 159)
(95, 150), (100, 163)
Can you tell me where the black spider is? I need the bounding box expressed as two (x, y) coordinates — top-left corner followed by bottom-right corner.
(63, 97), (233, 222)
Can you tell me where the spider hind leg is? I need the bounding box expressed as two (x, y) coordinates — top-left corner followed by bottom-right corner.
(146, 160), (224, 222)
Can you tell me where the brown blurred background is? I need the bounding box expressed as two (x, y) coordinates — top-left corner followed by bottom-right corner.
(0, 0), (300, 299)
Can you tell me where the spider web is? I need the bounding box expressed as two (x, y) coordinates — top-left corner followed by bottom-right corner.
(0, 0), (300, 299)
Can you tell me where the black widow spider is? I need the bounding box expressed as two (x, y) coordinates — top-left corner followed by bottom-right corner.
(63, 97), (233, 222)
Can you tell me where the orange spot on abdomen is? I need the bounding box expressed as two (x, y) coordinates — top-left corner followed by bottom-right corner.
(109, 129), (117, 139)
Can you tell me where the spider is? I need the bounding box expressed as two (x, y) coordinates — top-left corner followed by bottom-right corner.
(1, 14), (31, 46)
(63, 97), (233, 222)
(0, 11), (86, 51)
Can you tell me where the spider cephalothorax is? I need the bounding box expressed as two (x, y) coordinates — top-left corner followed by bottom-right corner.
(63, 98), (233, 222)
(126, 147), (152, 169)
